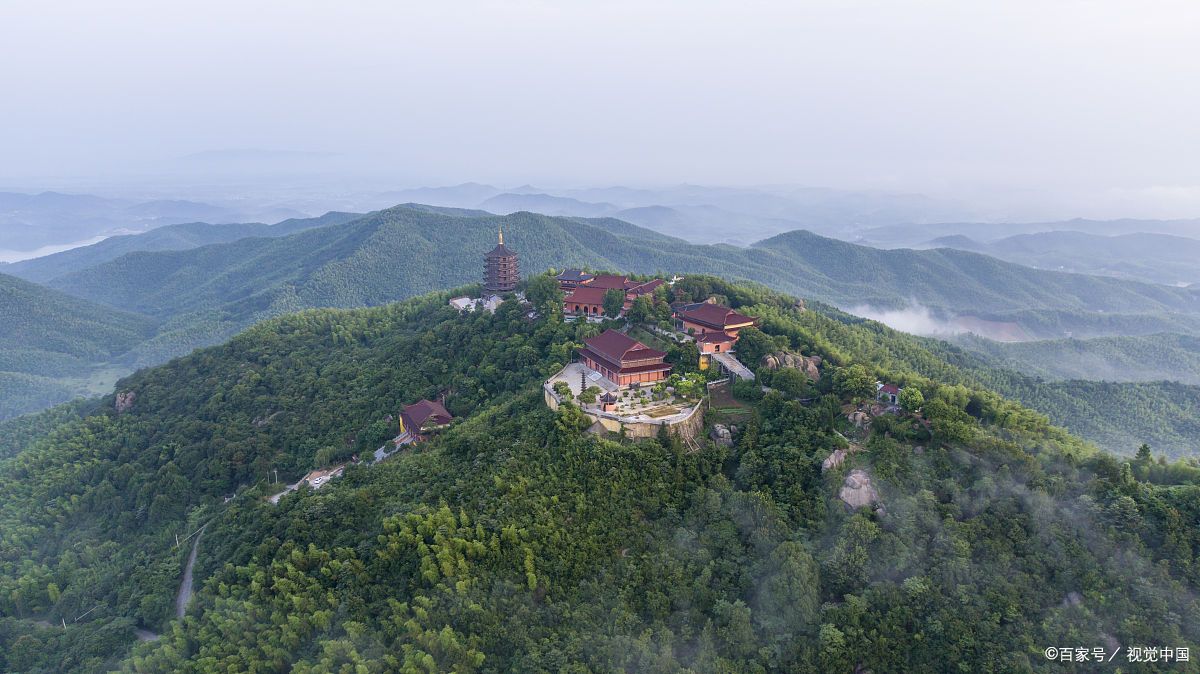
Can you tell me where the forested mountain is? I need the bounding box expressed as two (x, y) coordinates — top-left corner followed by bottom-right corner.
(8, 203), (1200, 430)
(43, 205), (1200, 340)
(0, 273), (156, 418)
(2, 277), (1198, 672)
(5, 211), (361, 284)
(754, 230), (1200, 318)
(955, 332), (1200, 385)
(924, 230), (1200, 287)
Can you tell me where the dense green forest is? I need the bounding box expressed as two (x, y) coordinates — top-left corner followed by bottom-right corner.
(0, 272), (157, 417)
(1, 276), (1198, 672)
(776, 308), (1200, 458)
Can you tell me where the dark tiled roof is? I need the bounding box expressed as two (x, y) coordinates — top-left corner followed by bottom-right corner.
(583, 329), (666, 363)
(403, 399), (453, 429)
(628, 278), (665, 296)
(565, 286), (610, 304)
(556, 269), (594, 282)
(579, 348), (673, 375)
(696, 332), (735, 343)
(485, 243), (517, 258)
(587, 274), (629, 290)
(677, 303), (757, 330)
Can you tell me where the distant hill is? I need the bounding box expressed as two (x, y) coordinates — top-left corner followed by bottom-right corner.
(858, 217), (1200, 249)
(6, 211), (361, 283)
(954, 332), (1200, 386)
(43, 205), (1200, 348)
(372, 182), (503, 208)
(10, 204), (1200, 422)
(479, 192), (617, 218)
(612, 204), (805, 246)
(0, 272), (156, 417)
(0, 189), (314, 253)
(924, 230), (1200, 287)
(0, 272), (155, 361)
(753, 229), (1200, 318)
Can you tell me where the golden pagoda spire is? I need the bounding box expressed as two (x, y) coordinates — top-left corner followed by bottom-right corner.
(499, 226), (504, 245)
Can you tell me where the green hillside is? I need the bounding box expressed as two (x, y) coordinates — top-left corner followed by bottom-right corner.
(0, 272), (156, 417)
(47, 205), (1200, 339)
(755, 229), (1200, 317)
(1, 278), (1197, 672)
(10, 204), (1200, 444)
(5, 211), (361, 284)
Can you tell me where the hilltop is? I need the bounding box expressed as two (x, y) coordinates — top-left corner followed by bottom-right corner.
(0, 276), (1197, 672)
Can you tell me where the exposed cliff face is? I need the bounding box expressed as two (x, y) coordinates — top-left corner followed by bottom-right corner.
(759, 351), (822, 380)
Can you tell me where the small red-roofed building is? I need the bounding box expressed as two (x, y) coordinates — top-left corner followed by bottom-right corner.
(399, 399), (454, 440)
(579, 329), (672, 387)
(695, 331), (736, 354)
(674, 303), (759, 339)
(876, 383), (902, 406)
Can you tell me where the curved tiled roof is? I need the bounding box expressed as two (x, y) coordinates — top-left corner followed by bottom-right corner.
(403, 399), (453, 429)
(677, 303), (756, 330)
(583, 329), (666, 363)
(565, 286), (611, 304)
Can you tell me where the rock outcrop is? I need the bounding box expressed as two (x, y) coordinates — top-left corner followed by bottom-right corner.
(821, 442), (863, 473)
(759, 352), (821, 380)
(839, 469), (879, 509)
(115, 391), (136, 414)
(710, 424), (733, 447)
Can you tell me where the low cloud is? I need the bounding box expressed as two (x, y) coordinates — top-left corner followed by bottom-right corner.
(846, 303), (966, 337)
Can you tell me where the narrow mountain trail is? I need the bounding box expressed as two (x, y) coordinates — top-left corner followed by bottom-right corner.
(175, 524), (207, 619)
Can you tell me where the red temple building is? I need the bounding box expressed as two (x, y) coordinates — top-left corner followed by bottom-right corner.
(579, 329), (672, 386)
(564, 286), (609, 316)
(558, 273), (667, 317)
(674, 303), (759, 339)
(484, 228), (520, 293)
(399, 399), (454, 440)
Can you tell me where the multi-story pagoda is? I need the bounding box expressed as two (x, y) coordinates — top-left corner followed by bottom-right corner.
(483, 227), (520, 293)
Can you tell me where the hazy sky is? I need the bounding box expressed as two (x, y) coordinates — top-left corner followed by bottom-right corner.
(3, 1), (1200, 216)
